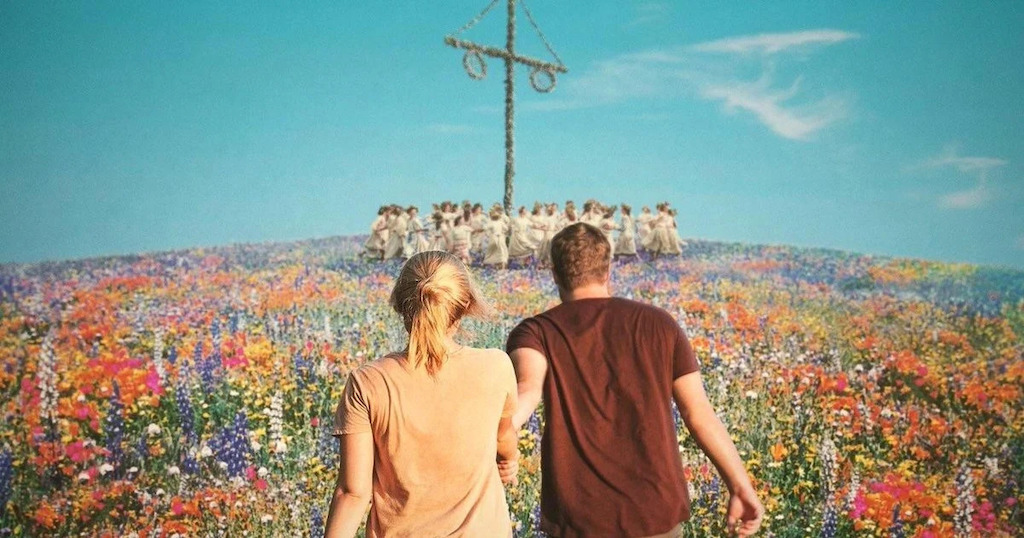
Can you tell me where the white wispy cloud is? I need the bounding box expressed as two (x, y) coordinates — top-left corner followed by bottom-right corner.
(689, 30), (860, 55)
(627, 3), (670, 28)
(917, 146), (1007, 209)
(523, 29), (857, 140)
(700, 74), (848, 140)
(939, 184), (992, 209)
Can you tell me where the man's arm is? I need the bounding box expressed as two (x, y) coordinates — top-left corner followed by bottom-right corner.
(508, 347), (548, 431)
(323, 433), (374, 538)
(673, 371), (763, 537)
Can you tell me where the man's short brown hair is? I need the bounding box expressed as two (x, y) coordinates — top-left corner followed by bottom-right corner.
(550, 223), (611, 290)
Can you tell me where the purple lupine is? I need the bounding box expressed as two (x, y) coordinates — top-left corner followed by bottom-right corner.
(176, 383), (198, 446)
(529, 503), (546, 538)
(211, 412), (250, 478)
(671, 400), (682, 434)
(820, 503), (837, 538)
(0, 448), (12, 517)
(210, 319), (222, 362)
(105, 382), (125, 479)
(310, 507), (324, 538)
(167, 345), (178, 365)
(890, 504), (905, 538)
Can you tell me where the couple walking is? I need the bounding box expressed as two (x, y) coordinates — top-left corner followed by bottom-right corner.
(324, 223), (763, 537)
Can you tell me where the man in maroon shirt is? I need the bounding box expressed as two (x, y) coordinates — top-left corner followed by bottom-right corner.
(506, 223), (763, 537)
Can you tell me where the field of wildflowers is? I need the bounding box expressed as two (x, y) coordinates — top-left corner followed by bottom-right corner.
(0, 235), (1022, 537)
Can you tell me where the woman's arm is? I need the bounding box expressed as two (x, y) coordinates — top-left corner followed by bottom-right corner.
(324, 432), (374, 538)
(496, 414), (519, 484)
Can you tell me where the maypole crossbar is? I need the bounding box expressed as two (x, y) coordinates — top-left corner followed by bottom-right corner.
(445, 0), (568, 216)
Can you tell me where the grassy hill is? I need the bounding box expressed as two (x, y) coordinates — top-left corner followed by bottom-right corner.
(0, 235), (1022, 536)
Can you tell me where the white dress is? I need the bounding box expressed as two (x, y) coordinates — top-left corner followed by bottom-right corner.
(614, 214), (637, 256)
(470, 213), (487, 253)
(482, 219), (509, 265)
(365, 215), (388, 255)
(428, 223), (450, 252)
(642, 213), (674, 255)
(405, 216), (430, 256)
(636, 212), (654, 245)
(508, 216), (539, 259)
(450, 224), (473, 261)
(383, 214), (409, 260)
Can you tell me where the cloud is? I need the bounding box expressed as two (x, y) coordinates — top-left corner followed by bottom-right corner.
(919, 149), (1007, 173)
(700, 74), (848, 140)
(939, 184), (992, 209)
(525, 29), (856, 140)
(917, 146), (1007, 209)
(1016, 235), (1024, 250)
(689, 30), (860, 55)
(627, 3), (670, 28)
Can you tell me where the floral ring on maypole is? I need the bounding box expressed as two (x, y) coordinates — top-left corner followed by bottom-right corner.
(530, 67), (556, 93)
(463, 50), (487, 80)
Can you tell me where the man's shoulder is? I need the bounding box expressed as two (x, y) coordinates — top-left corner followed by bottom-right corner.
(609, 296), (672, 316)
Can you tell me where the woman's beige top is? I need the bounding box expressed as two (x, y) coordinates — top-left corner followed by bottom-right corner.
(333, 347), (517, 537)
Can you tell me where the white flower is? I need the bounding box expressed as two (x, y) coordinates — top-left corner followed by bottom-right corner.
(167, 466), (180, 476)
(147, 424), (162, 436)
(218, 461), (228, 470)
(745, 391), (758, 399)
(257, 466), (269, 478)
(251, 440), (262, 451)
(128, 466), (139, 474)
(156, 488), (165, 497)
(99, 463), (115, 475)
(200, 445), (213, 458)
(78, 472), (91, 482)
(260, 514), (274, 523)
(273, 440), (287, 454)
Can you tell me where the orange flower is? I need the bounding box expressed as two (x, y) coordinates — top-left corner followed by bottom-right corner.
(770, 442), (788, 462)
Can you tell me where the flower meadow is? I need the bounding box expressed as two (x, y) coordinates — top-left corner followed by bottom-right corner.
(1, 235), (1022, 537)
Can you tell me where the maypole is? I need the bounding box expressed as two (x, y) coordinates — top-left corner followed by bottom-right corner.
(445, 0), (568, 215)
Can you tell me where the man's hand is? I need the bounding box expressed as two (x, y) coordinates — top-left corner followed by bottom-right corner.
(497, 459), (519, 486)
(725, 487), (764, 537)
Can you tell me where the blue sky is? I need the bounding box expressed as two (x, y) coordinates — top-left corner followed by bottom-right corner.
(2, 1), (1022, 268)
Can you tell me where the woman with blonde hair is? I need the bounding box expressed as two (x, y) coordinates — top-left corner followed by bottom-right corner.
(325, 251), (519, 537)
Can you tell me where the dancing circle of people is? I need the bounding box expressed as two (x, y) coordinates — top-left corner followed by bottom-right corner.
(363, 199), (688, 268)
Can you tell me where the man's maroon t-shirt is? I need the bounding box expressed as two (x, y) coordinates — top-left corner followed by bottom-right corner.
(506, 297), (700, 538)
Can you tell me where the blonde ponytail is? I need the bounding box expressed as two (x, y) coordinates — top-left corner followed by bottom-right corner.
(390, 251), (489, 376)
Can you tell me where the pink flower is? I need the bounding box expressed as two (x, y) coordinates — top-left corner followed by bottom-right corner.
(66, 441), (87, 463)
(850, 491), (867, 519)
(144, 367), (164, 395)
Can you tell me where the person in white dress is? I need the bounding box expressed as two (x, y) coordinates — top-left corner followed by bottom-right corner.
(449, 215), (473, 265)
(383, 206), (409, 260)
(598, 207), (617, 249)
(642, 204), (673, 259)
(363, 206), (389, 260)
(469, 204), (487, 254)
(482, 211), (509, 268)
(428, 213), (450, 252)
(508, 207), (540, 260)
(614, 204), (638, 258)
(667, 208), (685, 254)
(579, 200), (599, 227)
(636, 206), (654, 248)
(528, 204), (553, 265)
(404, 206), (430, 256)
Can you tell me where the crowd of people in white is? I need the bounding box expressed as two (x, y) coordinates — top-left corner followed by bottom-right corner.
(363, 199), (686, 268)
